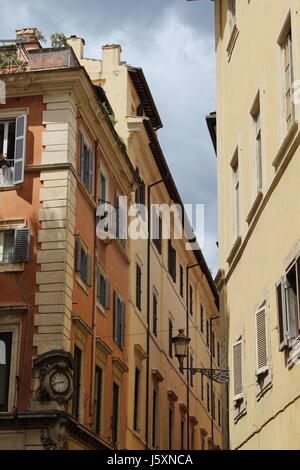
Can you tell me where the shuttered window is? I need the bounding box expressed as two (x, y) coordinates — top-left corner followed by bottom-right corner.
(153, 293), (158, 337)
(75, 236), (92, 286)
(152, 207), (162, 254)
(96, 266), (110, 309)
(180, 265), (184, 298)
(72, 345), (82, 418)
(133, 368), (140, 431)
(113, 291), (125, 349)
(112, 382), (119, 448)
(14, 115), (27, 185)
(80, 132), (95, 193)
(168, 240), (176, 282)
(200, 304), (204, 333)
(93, 366), (102, 435)
(189, 285), (193, 316)
(255, 306), (268, 375)
(232, 337), (243, 400)
(282, 31), (295, 130)
(136, 264), (142, 311)
(169, 319), (173, 358)
(0, 228), (30, 263)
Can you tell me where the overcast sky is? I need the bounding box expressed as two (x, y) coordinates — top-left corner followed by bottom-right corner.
(2, 0), (218, 273)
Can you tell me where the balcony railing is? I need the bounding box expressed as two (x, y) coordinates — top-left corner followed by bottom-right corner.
(0, 39), (28, 73)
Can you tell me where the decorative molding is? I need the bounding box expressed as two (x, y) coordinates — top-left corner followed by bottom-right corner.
(96, 337), (113, 356)
(226, 25), (239, 61)
(226, 236), (242, 266)
(41, 416), (68, 450)
(134, 344), (148, 361)
(112, 356), (129, 374)
(0, 305), (27, 314)
(189, 416), (198, 426)
(179, 403), (188, 415)
(246, 191), (263, 225)
(151, 369), (164, 383)
(72, 314), (93, 336)
(167, 390), (178, 402)
(200, 428), (207, 436)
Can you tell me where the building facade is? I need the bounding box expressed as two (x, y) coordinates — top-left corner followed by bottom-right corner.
(212, 0), (300, 450)
(69, 38), (223, 450)
(0, 27), (222, 450)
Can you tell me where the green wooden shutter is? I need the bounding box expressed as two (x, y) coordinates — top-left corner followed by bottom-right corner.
(14, 228), (30, 262)
(13, 115), (27, 184)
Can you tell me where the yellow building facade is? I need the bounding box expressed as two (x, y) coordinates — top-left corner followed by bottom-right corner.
(68, 37), (223, 450)
(212, 0), (300, 450)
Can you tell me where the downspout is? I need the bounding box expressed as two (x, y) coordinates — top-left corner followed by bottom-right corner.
(145, 179), (164, 450)
(89, 145), (98, 424)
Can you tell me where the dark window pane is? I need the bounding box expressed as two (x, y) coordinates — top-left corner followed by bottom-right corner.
(0, 332), (12, 412)
(72, 346), (82, 418)
(0, 123), (4, 153)
(93, 366), (102, 435)
(7, 122), (16, 159)
(112, 382), (119, 447)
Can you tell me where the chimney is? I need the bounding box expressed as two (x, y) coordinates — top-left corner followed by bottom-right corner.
(102, 44), (122, 71)
(67, 35), (85, 60)
(16, 28), (41, 51)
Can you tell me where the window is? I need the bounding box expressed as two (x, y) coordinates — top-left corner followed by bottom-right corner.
(136, 264), (142, 311)
(168, 408), (173, 450)
(100, 173), (106, 203)
(115, 195), (127, 248)
(75, 237), (92, 286)
(180, 420), (185, 450)
(200, 304), (204, 333)
(232, 155), (240, 238)
(282, 30), (295, 130)
(93, 366), (102, 435)
(112, 382), (119, 448)
(253, 101), (263, 193)
(232, 336), (243, 401)
(191, 429), (195, 450)
(212, 330), (215, 358)
(0, 115), (27, 187)
(255, 305), (269, 376)
(113, 292), (125, 349)
(169, 319), (173, 358)
(201, 434), (206, 450)
(217, 342), (220, 367)
(212, 390), (216, 420)
(207, 383), (210, 412)
(189, 285), (193, 316)
(80, 132), (94, 193)
(201, 373), (204, 401)
(152, 387), (158, 448)
(0, 228), (30, 264)
(96, 267), (110, 309)
(133, 368), (141, 431)
(218, 399), (221, 427)
(152, 207), (162, 254)
(190, 355), (194, 387)
(153, 292), (158, 337)
(168, 240), (176, 282)
(0, 332), (12, 412)
(228, 0), (236, 34)
(72, 345), (82, 418)
(135, 169), (146, 219)
(206, 320), (210, 348)
(276, 258), (300, 350)
(180, 265), (184, 298)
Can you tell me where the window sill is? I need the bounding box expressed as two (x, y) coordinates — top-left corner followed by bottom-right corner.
(287, 337), (300, 368)
(226, 25), (239, 61)
(75, 274), (89, 295)
(233, 398), (247, 424)
(246, 191), (263, 225)
(272, 120), (299, 170)
(96, 302), (108, 317)
(256, 370), (272, 401)
(0, 185), (19, 192)
(0, 263), (24, 272)
(226, 236), (242, 266)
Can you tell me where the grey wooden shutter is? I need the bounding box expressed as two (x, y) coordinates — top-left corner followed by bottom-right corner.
(120, 301), (125, 349)
(75, 236), (81, 272)
(87, 253), (92, 287)
(13, 115), (27, 184)
(80, 133), (85, 179)
(232, 338), (243, 400)
(14, 228), (30, 262)
(255, 307), (268, 374)
(96, 266), (100, 301)
(89, 149), (95, 193)
(105, 279), (110, 309)
(113, 291), (117, 341)
(276, 278), (289, 351)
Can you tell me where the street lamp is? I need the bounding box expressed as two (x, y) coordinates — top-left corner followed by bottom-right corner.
(172, 330), (230, 384)
(172, 329), (191, 373)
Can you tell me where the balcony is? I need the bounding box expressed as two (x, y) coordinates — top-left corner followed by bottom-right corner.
(0, 39), (28, 74)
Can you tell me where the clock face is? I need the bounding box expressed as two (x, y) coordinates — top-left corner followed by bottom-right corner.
(50, 370), (70, 394)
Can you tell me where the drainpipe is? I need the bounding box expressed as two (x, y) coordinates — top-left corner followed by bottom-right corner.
(145, 179), (165, 450)
(186, 263), (198, 450)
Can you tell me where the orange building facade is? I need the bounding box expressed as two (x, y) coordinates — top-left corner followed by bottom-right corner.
(0, 30), (135, 449)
